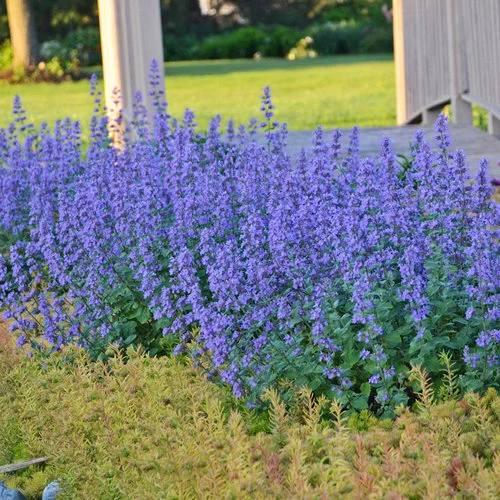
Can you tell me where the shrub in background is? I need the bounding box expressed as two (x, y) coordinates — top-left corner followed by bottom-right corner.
(163, 34), (199, 62)
(0, 27), (97, 82)
(63, 26), (101, 66)
(187, 21), (392, 61)
(261, 25), (305, 58)
(286, 36), (317, 61)
(0, 38), (81, 83)
(0, 39), (12, 72)
(311, 21), (366, 55)
(0, 73), (498, 417)
(310, 20), (393, 56)
(360, 23), (393, 53)
(190, 26), (268, 59)
(0, 8), (7, 42)
(320, 0), (390, 26)
(0, 1), (394, 70)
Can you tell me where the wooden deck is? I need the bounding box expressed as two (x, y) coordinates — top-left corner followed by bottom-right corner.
(283, 124), (500, 180)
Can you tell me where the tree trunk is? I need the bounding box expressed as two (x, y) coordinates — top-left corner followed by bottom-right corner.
(6, 0), (39, 69)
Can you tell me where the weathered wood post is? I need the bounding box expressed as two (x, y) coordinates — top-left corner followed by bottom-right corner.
(489, 113), (500, 137)
(392, 0), (407, 125)
(446, 0), (472, 126)
(97, 0), (165, 130)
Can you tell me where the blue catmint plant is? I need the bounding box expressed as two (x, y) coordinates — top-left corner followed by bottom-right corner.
(0, 74), (498, 416)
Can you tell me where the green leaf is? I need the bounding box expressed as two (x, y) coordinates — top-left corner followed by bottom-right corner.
(343, 350), (359, 369)
(424, 356), (442, 374)
(124, 333), (137, 345)
(351, 395), (369, 410)
(380, 409), (395, 420)
(308, 377), (324, 391)
(385, 332), (402, 348)
(135, 306), (151, 325)
(462, 378), (483, 392)
(360, 382), (372, 396)
(409, 341), (421, 355)
(340, 314), (351, 326)
(391, 391), (409, 406)
(364, 361), (378, 374)
(325, 389), (348, 405)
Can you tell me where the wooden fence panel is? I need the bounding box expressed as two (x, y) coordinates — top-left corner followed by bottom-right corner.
(395, 0), (500, 134)
(394, 0), (450, 124)
(458, 0), (500, 113)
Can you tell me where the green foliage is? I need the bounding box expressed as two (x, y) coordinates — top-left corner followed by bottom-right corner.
(160, 0), (213, 39)
(0, 343), (498, 498)
(186, 20), (392, 62)
(191, 27), (268, 60)
(361, 24), (393, 53)
(0, 9), (8, 43)
(26, 1), (98, 47)
(438, 351), (461, 401)
(320, 0), (390, 26)
(286, 35), (317, 60)
(310, 20), (393, 56)
(163, 34), (199, 62)
(63, 27), (101, 66)
(43, 58), (66, 79)
(347, 409), (378, 431)
(446, 103), (490, 133)
(8, 57), (80, 84)
(473, 104), (489, 132)
(1, 37), (81, 83)
(0, 39), (12, 71)
(311, 21), (366, 55)
(0, 1), (393, 66)
(261, 25), (305, 58)
(39, 37), (82, 77)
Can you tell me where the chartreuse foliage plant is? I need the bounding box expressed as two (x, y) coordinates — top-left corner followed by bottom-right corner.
(0, 63), (499, 417)
(0, 343), (498, 498)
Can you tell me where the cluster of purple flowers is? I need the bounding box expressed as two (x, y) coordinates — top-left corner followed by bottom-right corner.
(0, 76), (498, 412)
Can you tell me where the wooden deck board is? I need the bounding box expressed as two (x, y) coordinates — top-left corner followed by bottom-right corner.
(283, 125), (500, 179)
(0, 457), (51, 474)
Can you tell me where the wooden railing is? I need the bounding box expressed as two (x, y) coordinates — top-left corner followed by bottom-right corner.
(393, 0), (500, 137)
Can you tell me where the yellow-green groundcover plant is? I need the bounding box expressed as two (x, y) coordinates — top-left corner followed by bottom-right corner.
(0, 339), (498, 499)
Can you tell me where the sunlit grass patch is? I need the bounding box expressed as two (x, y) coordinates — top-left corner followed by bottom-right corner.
(0, 54), (395, 134)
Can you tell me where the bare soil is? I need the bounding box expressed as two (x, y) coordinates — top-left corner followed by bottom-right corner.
(0, 318), (12, 348)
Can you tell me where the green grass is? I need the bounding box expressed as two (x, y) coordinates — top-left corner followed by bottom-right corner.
(0, 54), (396, 134)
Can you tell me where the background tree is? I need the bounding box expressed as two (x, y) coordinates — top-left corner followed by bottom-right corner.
(0, 0), (392, 70)
(31, 0), (98, 41)
(162, 0), (204, 35)
(5, 0), (39, 68)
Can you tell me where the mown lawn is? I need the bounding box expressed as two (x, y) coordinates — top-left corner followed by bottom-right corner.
(0, 54), (396, 133)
